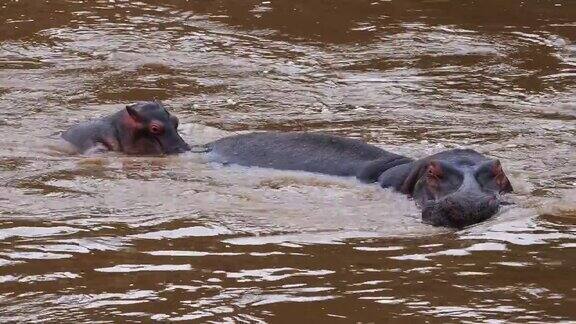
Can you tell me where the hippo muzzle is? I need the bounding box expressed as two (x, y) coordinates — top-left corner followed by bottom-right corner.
(157, 128), (191, 154)
(421, 193), (500, 228)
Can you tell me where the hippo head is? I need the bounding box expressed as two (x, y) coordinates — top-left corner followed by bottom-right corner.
(401, 149), (513, 228)
(120, 101), (190, 155)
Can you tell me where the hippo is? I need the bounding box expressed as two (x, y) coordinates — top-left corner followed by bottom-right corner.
(61, 101), (190, 155)
(204, 132), (513, 228)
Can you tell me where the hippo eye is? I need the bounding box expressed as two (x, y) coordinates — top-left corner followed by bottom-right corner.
(149, 122), (164, 135)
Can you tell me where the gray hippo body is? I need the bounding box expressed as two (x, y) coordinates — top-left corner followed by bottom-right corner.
(206, 132), (513, 228)
(206, 132), (412, 180)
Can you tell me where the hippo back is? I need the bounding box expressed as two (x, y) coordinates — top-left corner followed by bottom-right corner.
(61, 118), (116, 153)
(206, 132), (400, 177)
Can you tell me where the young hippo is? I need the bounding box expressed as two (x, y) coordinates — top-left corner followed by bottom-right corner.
(204, 132), (514, 228)
(62, 101), (190, 155)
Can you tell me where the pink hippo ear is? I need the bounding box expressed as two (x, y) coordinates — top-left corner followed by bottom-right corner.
(492, 160), (514, 193)
(426, 160), (443, 180)
(124, 105), (145, 129)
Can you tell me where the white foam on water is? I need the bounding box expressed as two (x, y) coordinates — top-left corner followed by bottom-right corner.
(95, 264), (193, 273)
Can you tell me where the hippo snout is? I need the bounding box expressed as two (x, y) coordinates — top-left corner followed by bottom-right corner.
(421, 195), (500, 228)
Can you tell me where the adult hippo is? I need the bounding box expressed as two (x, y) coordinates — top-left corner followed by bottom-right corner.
(204, 132), (513, 228)
(62, 101), (190, 155)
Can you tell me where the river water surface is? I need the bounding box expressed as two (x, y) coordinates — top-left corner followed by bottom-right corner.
(0, 0), (575, 322)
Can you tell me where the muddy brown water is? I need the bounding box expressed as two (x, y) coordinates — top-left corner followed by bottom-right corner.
(1, 0), (575, 322)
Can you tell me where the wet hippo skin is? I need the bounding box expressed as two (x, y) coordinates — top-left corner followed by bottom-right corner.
(62, 101), (190, 155)
(205, 132), (513, 228)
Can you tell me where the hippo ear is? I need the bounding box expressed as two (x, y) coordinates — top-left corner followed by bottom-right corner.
(124, 105), (146, 131)
(493, 160), (514, 193)
(399, 160), (429, 195)
(170, 115), (179, 129)
(125, 104), (143, 123)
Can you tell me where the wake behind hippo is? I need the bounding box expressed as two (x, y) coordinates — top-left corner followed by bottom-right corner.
(62, 101), (190, 155)
(205, 132), (513, 228)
